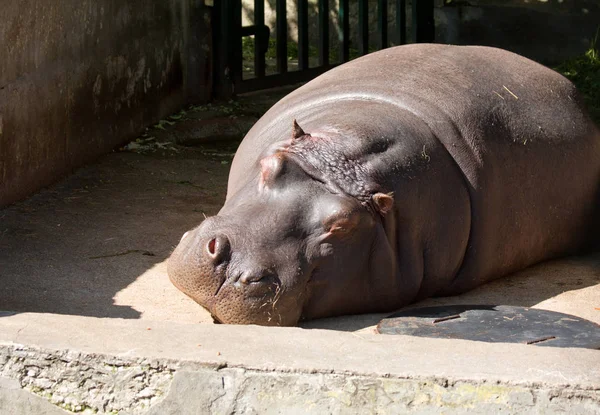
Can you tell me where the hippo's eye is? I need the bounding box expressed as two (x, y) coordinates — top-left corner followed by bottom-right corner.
(328, 221), (347, 233)
(324, 213), (360, 235)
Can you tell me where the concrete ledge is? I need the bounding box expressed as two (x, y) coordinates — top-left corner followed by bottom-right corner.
(1, 313), (598, 413)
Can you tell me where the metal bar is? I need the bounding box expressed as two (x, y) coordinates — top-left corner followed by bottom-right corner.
(339, 0), (349, 62)
(211, 1), (225, 98)
(236, 65), (336, 94)
(254, 0), (266, 78)
(298, 0), (309, 70)
(213, 0), (237, 98)
(276, 0), (288, 73)
(377, 0), (388, 50)
(395, 0), (406, 45)
(412, 0), (435, 43)
(318, 0), (329, 66)
(231, 0), (243, 85)
(358, 0), (369, 56)
(241, 26), (260, 36)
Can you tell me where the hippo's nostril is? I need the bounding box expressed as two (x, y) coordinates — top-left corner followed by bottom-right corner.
(206, 235), (230, 261)
(207, 238), (216, 256)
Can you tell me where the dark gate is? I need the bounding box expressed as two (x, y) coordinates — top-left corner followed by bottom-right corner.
(213, 0), (435, 98)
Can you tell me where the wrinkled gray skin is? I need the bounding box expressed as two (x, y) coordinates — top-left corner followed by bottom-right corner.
(168, 44), (600, 326)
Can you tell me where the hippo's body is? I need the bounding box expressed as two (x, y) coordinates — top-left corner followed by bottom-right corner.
(168, 44), (600, 326)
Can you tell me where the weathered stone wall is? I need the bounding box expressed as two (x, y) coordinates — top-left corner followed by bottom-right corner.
(0, 0), (212, 207)
(1, 345), (599, 414)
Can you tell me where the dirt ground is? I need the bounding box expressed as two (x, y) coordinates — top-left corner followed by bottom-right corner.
(1, 87), (599, 333)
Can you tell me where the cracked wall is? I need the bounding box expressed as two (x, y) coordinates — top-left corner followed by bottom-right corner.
(0, 0), (212, 207)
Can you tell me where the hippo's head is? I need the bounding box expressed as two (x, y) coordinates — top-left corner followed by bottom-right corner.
(167, 121), (397, 326)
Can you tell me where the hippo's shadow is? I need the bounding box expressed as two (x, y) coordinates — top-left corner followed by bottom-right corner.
(300, 251), (600, 332)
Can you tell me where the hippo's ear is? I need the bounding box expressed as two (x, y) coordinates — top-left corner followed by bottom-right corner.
(292, 119), (308, 140)
(372, 192), (394, 215)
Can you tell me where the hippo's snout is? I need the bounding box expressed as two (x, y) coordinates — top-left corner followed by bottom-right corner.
(167, 223), (298, 326)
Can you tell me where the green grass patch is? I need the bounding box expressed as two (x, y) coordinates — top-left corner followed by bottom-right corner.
(555, 41), (600, 124)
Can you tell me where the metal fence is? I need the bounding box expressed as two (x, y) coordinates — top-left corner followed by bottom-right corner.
(213, 0), (435, 98)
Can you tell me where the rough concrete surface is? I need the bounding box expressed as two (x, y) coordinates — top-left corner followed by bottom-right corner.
(148, 369), (599, 415)
(1, 88), (600, 413)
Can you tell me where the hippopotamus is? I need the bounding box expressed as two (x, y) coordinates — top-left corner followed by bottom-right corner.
(168, 44), (600, 326)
